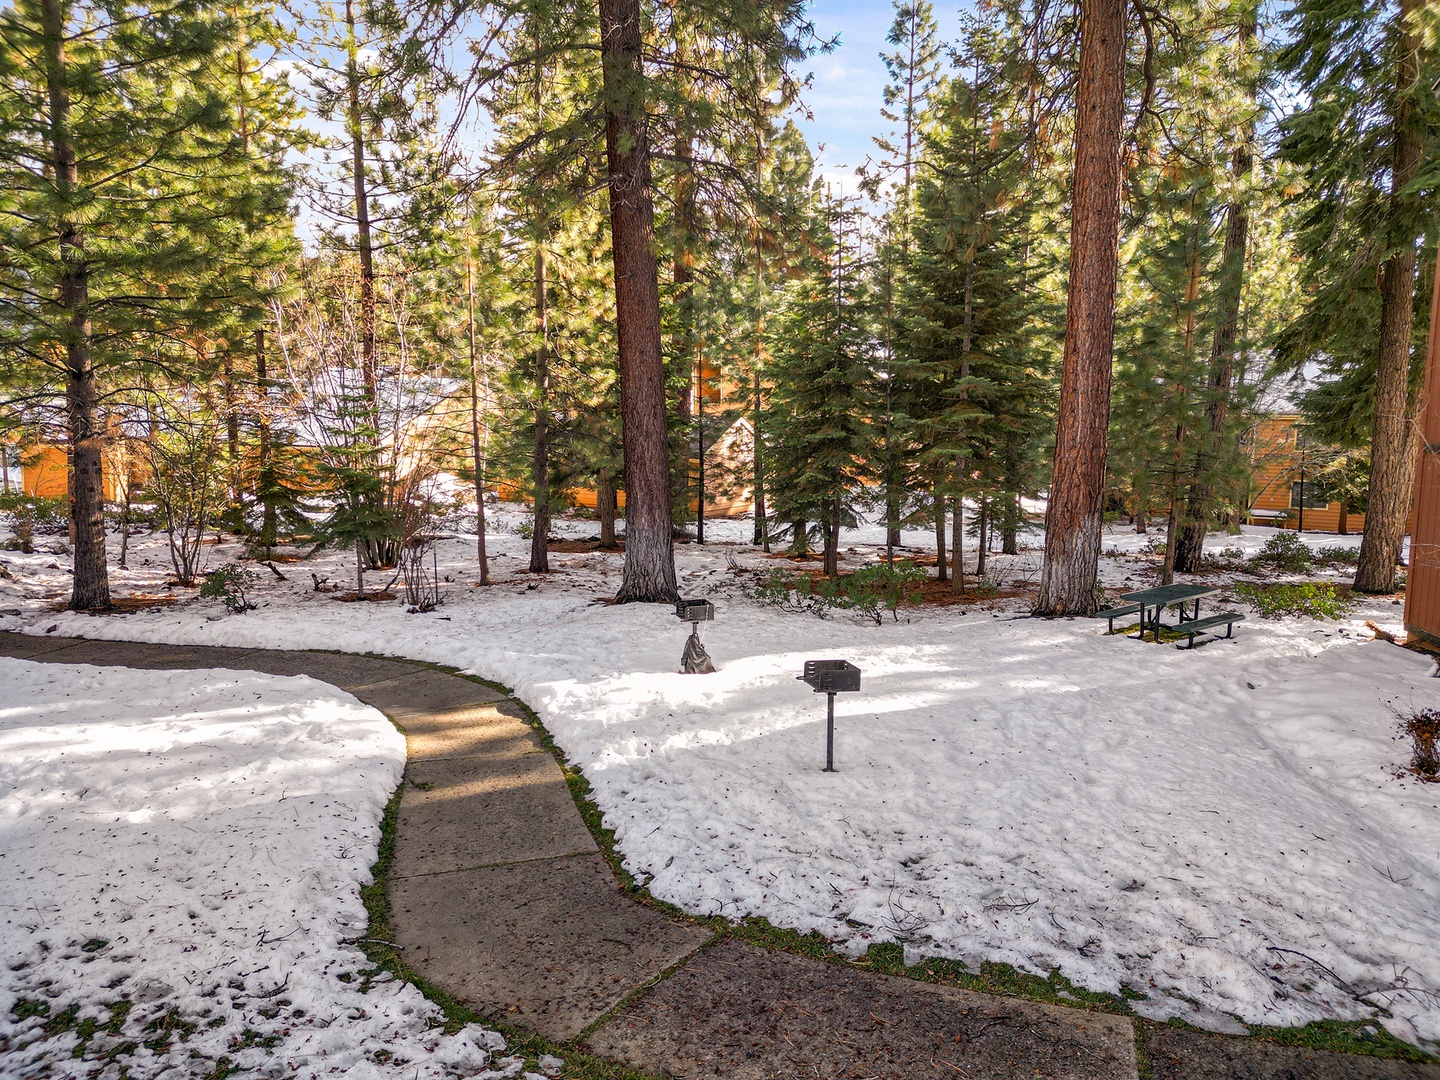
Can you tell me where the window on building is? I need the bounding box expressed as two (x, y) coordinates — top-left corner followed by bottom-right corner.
(1291, 481), (1330, 509)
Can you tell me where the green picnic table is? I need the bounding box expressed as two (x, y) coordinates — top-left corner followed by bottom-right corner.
(1094, 583), (1244, 648)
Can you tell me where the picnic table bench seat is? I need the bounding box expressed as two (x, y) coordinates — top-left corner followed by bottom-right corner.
(1175, 611), (1245, 649)
(1093, 602), (1142, 633)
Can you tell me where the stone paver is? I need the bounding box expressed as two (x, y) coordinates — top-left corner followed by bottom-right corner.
(5, 631), (1437, 1079)
(393, 744), (598, 876)
(399, 699), (535, 761)
(347, 667), (509, 717)
(0, 632), (89, 658)
(1145, 1027), (1440, 1080)
(587, 936), (1138, 1079)
(390, 854), (710, 1042)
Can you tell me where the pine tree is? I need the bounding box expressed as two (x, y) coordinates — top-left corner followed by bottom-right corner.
(1277, 0), (1439, 592)
(901, 14), (1050, 591)
(765, 193), (872, 581)
(0, 0), (297, 610)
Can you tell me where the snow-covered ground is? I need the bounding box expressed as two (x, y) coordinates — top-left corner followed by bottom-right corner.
(0, 658), (545, 1079)
(2, 504), (1438, 1055)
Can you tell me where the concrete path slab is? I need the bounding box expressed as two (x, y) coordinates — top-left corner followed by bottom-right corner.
(398, 699), (535, 761)
(393, 748), (598, 877)
(390, 854), (710, 1042)
(586, 936), (1138, 1079)
(1145, 1027), (1440, 1079)
(346, 667), (511, 717)
(237, 648), (423, 691)
(0, 632), (89, 659)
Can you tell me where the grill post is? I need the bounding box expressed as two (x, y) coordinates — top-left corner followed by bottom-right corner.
(824, 691), (836, 772)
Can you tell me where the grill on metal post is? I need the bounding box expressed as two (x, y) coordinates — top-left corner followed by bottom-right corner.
(798, 660), (861, 771)
(676, 599), (716, 674)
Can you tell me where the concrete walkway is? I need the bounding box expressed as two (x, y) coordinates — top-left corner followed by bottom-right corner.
(5, 632), (1438, 1080)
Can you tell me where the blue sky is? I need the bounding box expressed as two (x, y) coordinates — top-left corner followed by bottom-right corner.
(793, 0), (972, 193)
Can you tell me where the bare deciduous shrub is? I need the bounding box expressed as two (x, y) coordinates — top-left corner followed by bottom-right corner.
(1401, 709), (1440, 780)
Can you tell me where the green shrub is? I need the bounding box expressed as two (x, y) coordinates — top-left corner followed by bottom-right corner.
(200, 564), (257, 614)
(0, 493), (67, 551)
(1252, 531), (1312, 572)
(1232, 581), (1355, 620)
(754, 561), (927, 624)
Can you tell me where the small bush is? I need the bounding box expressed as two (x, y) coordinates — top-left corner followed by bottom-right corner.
(1252, 531), (1312, 572)
(1401, 709), (1440, 779)
(1232, 581), (1355, 620)
(754, 568), (833, 618)
(1201, 545), (1248, 571)
(1320, 546), (1361, 566)
(1140, 536), (1166, 557)
(200, 564), (257, 614)
(0, 493), (67, 551)
(754, 561), (928, 624)
(840, 561), (929, 623)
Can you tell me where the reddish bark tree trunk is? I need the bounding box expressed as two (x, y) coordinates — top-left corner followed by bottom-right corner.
(466, 258), (490, 583)
(597, 469), (618, 548)
(599, 0), (679, 602)
(1035, 0), (1125, 616)
(1355, 0), (1424, 594)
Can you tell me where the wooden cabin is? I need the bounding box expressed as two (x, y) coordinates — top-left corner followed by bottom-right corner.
(1244, 415), (1367, 535)
(1405, 261), (1440, 646)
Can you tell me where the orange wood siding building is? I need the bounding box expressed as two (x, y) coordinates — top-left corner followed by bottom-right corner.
(1244, 415), (1367, 535)
(20, 443), (138, 502)
(1404, 258), (1440, 645)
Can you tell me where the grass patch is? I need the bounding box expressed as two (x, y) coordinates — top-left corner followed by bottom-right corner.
(1242, 1018), (1435, 1063)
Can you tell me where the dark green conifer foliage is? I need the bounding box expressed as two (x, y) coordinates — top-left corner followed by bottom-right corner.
(765, 193), (872, 581)
(1277, 0), (1439, 591)
(899, 15), (1049, 589)
(0, 0), (297, 609)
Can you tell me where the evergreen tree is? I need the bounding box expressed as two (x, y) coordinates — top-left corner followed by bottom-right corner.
(765, 193), (872, 581)
(1277, 0), (1439, 592)
(0, 0), (296, 609)
(902, 14), (1050, 591)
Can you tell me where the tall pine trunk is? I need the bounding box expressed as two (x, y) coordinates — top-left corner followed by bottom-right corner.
(1355, 0), (1424, 594)
(823, 503), (840, 580)
(345, 0), (377, 408)
(256, 326), (277, 550)
(752, 371), (768, 551)
(43, 0), (110, 611)
(344, 0), (386, 569)
(222, 348), (241, 528)
(977, 495), (989, 578)
(934, 495), (947, 582)
(1035, 0), (1125, 616)
(599, 0), (679, 602)
(530, 242), (551, 573)
(597, 469), (618, 548)
(466, 257), (490, 583)
(1173, 15), (1256, 575)
(951, 495), (964, 595)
